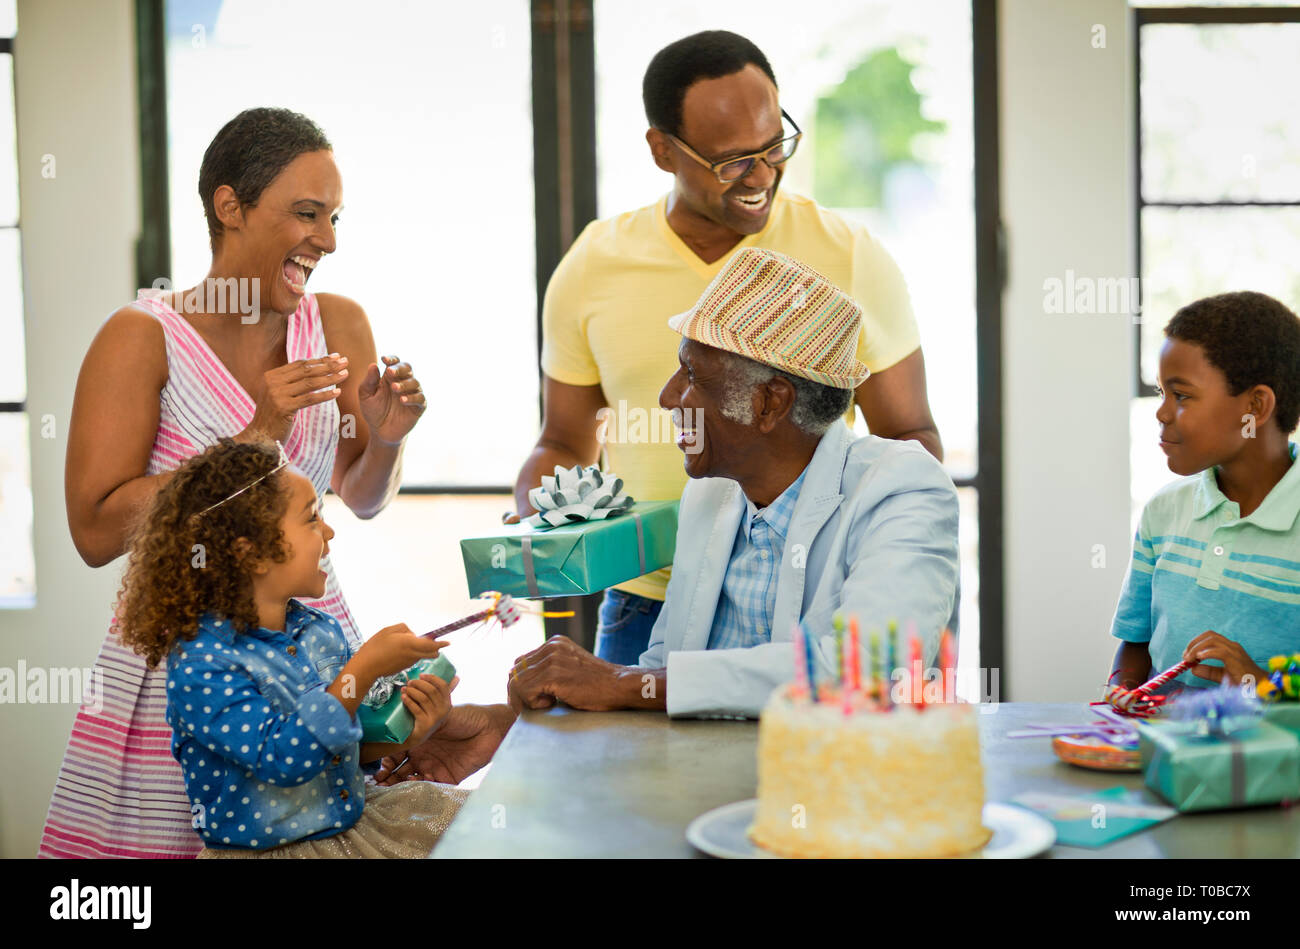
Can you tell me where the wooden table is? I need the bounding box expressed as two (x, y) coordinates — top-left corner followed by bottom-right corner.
(431, 702), (1300, 858)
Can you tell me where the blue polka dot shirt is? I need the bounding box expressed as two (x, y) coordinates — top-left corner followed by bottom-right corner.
(165, 599), (366, 850)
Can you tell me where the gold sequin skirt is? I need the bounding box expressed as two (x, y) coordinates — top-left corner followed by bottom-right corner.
(197, 781), (469, 859)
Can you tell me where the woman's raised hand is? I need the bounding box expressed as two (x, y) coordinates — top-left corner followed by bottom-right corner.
(357, 354), (427, 446)
(243, 355), (349, 443)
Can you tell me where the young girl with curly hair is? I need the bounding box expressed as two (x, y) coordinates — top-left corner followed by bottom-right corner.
(116, 437), (467, 858)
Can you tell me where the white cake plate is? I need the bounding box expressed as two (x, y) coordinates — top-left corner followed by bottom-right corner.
(686, 800), (1055, 859)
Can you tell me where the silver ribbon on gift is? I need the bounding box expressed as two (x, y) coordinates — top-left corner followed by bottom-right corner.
(521, 535), (539, 598)
(514, 509), (642, 592)
(363, 671), (411, 709)
(632, 512), (645, 574)
(514, 514), (642, 595)
(525, 464), (634, 529)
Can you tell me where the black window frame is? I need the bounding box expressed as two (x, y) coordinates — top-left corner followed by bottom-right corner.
(1132, 4), (1300, 398)
(1, 31), (21, 418)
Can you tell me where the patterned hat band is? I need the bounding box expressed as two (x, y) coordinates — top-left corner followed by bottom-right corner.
(682, 321), (862, 389)
(667, 247), (869, 389)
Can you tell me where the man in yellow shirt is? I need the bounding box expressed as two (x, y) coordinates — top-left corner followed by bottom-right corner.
(513, 30), (942, 664)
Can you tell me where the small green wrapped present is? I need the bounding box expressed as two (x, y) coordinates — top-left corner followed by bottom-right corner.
(358, 655), (457, 745)
(1137, 719), (1300, 812)
(459, 500), (679, 598)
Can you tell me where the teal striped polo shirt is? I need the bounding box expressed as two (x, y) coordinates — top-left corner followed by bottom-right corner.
(1111, 443), (1300, 688)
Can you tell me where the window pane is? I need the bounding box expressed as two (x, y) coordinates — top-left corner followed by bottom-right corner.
(0, 228), (25, 402)
(0, 54), (17, 227)
(1141, 23), (1300, 203)
(594, 1), (977, 480)
(0, 412), (35, 607)
(165, 0), (536, 487)
(1139, 207), (1300, 385)
(0, 0), (13, 38)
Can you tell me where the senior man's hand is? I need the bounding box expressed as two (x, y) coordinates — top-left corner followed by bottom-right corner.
(374, 703), (515, 786)
(508, 635), (641, 712)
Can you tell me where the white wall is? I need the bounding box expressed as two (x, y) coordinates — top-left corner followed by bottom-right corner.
(999, 0), (1134, 700)
(0, 0), (139, 857)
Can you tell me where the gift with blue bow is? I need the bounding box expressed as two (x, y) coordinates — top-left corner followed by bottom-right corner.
(1137, 685), (1300, 812)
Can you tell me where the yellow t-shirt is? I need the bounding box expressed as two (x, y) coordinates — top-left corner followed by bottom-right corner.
(539, 190), (921, 601)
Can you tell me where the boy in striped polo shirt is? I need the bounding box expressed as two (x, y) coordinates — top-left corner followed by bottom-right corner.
(1111, 291), (1300, 694)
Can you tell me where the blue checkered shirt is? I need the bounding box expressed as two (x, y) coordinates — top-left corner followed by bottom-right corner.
(706, 468), (808, 651)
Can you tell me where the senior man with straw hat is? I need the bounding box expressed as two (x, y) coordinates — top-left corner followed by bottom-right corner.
(508, 248), (959, 719)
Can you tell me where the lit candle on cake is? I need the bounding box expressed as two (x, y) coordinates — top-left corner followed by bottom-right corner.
(841, 631), (854, 717)
(792, 622), (809, 698)
(869, 629), (882, 707)
(797, 622), (820, 703)
(885, 620), (898, 709)
(939, 629), (955, 702)
(832, 612), (845, 686)
(848, 615), (861, 694)
(909, 623), (924, 707)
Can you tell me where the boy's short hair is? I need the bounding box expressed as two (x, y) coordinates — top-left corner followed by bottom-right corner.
(1165, 291), (1300, 433)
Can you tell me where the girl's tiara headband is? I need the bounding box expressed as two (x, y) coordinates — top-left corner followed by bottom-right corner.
(193, 440), (290, 519)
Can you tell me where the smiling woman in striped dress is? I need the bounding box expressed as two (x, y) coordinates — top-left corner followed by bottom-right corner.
(38, 108), (427, 858)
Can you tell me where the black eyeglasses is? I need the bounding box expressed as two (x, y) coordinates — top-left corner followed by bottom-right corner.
(664, 109), (803, 183)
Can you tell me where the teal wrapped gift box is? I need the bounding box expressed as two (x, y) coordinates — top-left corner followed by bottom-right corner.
(459, 500), (679, 598)
(358, 655), (457, 745)
(1264, 704), (1300, 739)
(1137, 719), (1300, 812)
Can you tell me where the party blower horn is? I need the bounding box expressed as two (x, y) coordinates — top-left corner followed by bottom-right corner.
(417, 591), (524, 641)
(1099, 658), (1194, 718)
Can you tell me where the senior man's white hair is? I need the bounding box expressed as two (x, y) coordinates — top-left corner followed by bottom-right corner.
(716, 349), (854, 435)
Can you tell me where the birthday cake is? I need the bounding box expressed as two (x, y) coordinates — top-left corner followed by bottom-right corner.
(748, 687), (991, 858)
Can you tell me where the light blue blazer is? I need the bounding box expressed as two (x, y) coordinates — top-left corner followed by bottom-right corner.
(638, 420), (960, 719)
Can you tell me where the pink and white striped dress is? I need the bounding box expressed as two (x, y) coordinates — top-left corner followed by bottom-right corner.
(38, 293), (362, 859)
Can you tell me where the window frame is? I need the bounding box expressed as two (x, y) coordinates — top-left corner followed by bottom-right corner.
(1, 32), (19, 416)
(972, 0), (1003, 687)
(1132, 4), (1300, 398)
(0, 27), (36, 609)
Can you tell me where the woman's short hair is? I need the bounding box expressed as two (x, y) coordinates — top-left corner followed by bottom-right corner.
(198, 107), (331, 249)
